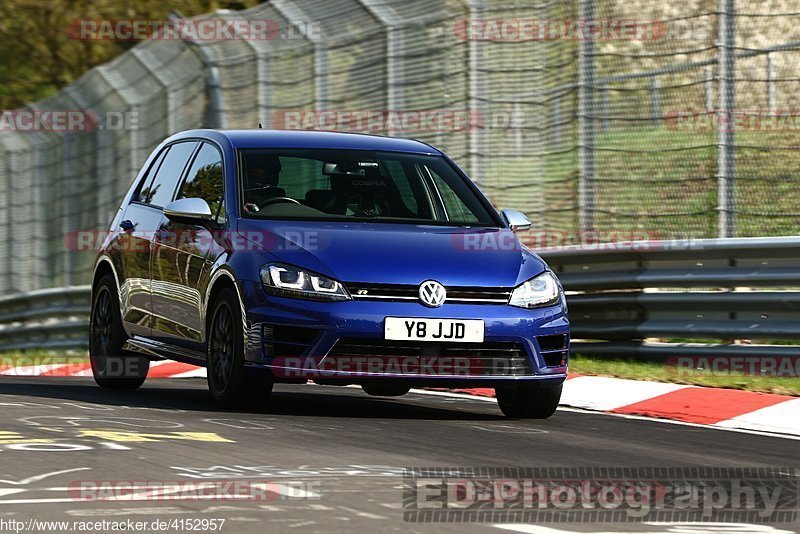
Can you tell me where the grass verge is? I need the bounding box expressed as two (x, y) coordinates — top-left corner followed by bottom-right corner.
(569, 354), (800, 397)
(0, 351), (89, 366)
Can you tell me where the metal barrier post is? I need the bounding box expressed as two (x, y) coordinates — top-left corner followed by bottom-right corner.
(717, 0), (736, 238)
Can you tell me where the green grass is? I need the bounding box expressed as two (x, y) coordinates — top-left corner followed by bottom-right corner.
(484, 126), (800, 239)
(0, 351), (88, 367)
(570, 354), (800, 396)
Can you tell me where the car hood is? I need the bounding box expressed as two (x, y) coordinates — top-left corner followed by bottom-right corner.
(236, 220), (547, 287)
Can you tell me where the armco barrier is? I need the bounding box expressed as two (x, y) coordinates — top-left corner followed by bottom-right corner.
(0, 236), (798, 358)
(0, 286), (90, 351)
(538, 236), (800, 360)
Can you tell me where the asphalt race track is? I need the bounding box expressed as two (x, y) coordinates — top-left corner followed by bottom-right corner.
(0, 377), (796, 534)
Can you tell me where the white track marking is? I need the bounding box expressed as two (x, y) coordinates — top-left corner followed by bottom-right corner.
(561, 376), (689, 411)
(714, 398), (800, 435)
(409, 389), (800, 441)
(494, 524), (796, 534)
(0, 467), (90, 486)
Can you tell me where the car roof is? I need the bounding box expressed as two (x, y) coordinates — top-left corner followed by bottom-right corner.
(166, 129), (443, 155)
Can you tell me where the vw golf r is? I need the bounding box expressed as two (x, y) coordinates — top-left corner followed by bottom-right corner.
(90, 129), (569, 418)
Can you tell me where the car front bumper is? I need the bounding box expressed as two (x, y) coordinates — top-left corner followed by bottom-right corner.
(237, 280), (569, 387)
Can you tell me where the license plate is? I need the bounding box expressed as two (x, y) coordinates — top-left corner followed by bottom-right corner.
(384, 318), (484, 343)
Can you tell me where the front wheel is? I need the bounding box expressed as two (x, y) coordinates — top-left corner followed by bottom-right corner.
(495, 383), (562, 419)
(207, 287), (272, 408)
(89, 274), (149, 390)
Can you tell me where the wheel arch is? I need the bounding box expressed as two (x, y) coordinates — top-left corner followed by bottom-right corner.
(92, 256), (124, 305)
(204, 268), (248, 345)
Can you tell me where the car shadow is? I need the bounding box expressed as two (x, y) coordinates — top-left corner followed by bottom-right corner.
(0, 377), (503, 421)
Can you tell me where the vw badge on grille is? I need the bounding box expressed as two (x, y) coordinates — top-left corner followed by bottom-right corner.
(419, 280), (446, 307)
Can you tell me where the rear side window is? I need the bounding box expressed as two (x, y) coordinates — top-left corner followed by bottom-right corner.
(176, 142), (224, 219)
(141, 141), (198, 207)
(134, 148), (168, 202)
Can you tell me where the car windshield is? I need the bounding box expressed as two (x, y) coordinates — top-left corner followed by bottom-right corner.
(238, 148), (498, 226)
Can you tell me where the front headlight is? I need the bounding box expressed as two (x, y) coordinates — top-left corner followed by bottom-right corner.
(509, 271), (561, 308)
(260, 263), (351, 301)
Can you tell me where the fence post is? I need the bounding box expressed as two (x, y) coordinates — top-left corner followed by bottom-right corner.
(467, 0), (487, 187)
(578, 0), (596, 232)
(766, 52), (775, 112)
(704, 66), (714, 112)
(600, 86), (609, 131)
(717, 0), (736, 238)
(650, 78), (661, 126)
(513, 101), (523, 152)
(359, 0), (402, 137)
(552, 97), (562, 146)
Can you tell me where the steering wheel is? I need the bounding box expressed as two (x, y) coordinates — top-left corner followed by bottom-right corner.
(258, 196), (301, 209)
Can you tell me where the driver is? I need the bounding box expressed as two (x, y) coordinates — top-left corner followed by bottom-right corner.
(243, 153), (286, 213)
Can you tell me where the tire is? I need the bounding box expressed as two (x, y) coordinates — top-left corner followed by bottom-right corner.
(361, 382), (412, 397)
(89, 274), (149, 390)
(207, 287), (273, 409)
(495, 383), (562, 419)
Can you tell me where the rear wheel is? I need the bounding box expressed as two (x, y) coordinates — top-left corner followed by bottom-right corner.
(207, 287), (273, 408)
(495, 383), (562, 419)
(361, 383), (412, 397)
(89, 274), (149, 390)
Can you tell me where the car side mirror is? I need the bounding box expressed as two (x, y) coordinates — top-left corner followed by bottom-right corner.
(163, 198), (213, 224)
(500, 209), (531, 232)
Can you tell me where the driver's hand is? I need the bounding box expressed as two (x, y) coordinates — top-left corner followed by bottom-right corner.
(244, 203), (260, 214)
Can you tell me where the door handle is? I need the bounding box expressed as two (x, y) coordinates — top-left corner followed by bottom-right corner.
(120, 220), (135, 231)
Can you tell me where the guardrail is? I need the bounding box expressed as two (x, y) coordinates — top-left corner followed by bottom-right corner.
(0, 286), (91, 352)
(538, 236), (800, 360)
(0, 237), (798, 359)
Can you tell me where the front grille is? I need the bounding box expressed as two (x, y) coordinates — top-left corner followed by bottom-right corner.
(324, 338), (532, 376)
(536, 334), (569, 367)
(347, 283), (511, 304)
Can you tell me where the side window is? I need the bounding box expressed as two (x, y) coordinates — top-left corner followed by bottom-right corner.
(278, 156), (326, 198)
(426, 166), (480, 223)
(135, 148), (168, 202)
(176, 142), (224, 219)
(383, 159), (418, 213)
(144, 141), (198, 207)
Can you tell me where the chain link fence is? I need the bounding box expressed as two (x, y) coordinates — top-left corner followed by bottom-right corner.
(0, 0), (797, 295)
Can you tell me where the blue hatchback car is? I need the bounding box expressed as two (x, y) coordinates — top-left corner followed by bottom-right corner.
(90, 129), (569, 418)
